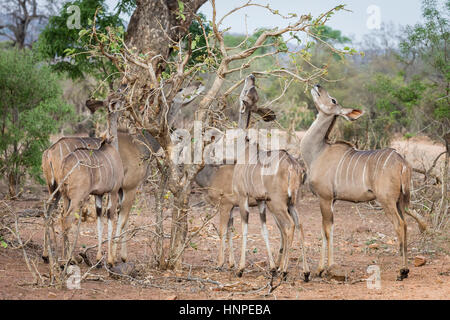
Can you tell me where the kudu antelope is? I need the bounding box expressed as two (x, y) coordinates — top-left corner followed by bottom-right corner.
(42, 82), (203, 265)
(300, 84), (427, 280)
(196, 74), (310, 280)
(42, 130), (155, 265)
(57, 138), (124, 266)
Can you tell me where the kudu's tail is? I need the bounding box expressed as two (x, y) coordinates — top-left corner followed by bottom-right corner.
(399, 163), (428, 232)
(400, 164), (411, 207)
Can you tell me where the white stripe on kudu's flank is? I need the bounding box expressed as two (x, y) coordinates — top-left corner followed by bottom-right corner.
(334, 148), (353, 194)
(351, 152), (365, 185)
(93, 152), (102, 184)
(373, 149), (387, 181)
(382, 150), (395, 171)
(362, 152), (375, 190)
(345, 151), (358, 187)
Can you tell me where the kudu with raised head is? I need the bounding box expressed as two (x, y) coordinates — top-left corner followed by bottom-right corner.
(57, 138), (124, 266)
(300, 84), (427, 280)
(196, 74), (310, 280)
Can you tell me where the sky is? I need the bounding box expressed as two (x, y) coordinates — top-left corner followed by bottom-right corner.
(198, 0), (424, 43)
(106, 0), (430, 44)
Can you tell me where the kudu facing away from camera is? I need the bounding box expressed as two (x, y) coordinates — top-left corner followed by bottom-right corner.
(42, 82), (203, 265)
(196, 74), (310, 280)
(300, 84), (427, 280)
(57, 138), (124, 266)
(42, 130), (156, 265)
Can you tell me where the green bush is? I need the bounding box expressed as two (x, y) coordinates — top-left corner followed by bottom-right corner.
(0, 49), (74, 198)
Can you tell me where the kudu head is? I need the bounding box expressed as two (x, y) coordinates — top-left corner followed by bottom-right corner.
(238, 74), (259, 129)
(238, 74), (276, 129)
(311, 84), (364, 121)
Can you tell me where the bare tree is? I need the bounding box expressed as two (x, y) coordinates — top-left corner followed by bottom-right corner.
(0, 0), (59, 48)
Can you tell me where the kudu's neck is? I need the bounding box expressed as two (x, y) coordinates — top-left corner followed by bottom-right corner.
(300, 112), (336, 169)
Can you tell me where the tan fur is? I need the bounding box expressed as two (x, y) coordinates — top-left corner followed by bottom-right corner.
(42, 131), (150, 265)
(58, 140), (124, 266)
(232, 148), (307, 276)
(300, 85), (427, 280)
(198, 74), (309, 278)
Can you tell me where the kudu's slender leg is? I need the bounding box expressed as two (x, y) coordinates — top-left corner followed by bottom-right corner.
(289, 205), (310, 282)
(381, 199), (409, 280)
(106, 193), (119, 266)
(61, 195), (84, 265)
(42, 190), (61, 263)
(60, 196), (72, 264)
(271, 212), (284, 268)
(217, 203), (234, 269)
(318, 198), (334, 276)
(258, 201), (277, 272)
(112, 189), (130, 262)
(237, 198), (250, 277)
(227, 208), (236, 268)
(95, 195), (104, 265)
(116, 188), (135, 262)
(268, 202), (295, 278)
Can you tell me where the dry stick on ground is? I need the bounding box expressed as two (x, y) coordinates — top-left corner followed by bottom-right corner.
(0, 201), (41, 285)
(103, 261), (228, 291)
(80, 223), (158, 266)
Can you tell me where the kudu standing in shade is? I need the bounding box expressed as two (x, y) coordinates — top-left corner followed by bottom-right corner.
(197, 74), (310, 280)
(57, 138), (124, 266)
(300, 84), (427, 280)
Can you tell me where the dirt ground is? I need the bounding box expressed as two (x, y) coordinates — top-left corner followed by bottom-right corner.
(0, 184), (448, 300)
(0, 135), (448, 300)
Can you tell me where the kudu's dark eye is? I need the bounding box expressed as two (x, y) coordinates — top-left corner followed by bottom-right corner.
(331, 99), (337, 104)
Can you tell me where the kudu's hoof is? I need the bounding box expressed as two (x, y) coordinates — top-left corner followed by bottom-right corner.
(303, 272), (311, 283)
(280, 271), (288, 281)
(236, 269), (244, 278)
(397, 268), (409, 281)
(42, 255), (49, 264)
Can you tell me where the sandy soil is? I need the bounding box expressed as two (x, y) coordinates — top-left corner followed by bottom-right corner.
(0, 185), (448, 300)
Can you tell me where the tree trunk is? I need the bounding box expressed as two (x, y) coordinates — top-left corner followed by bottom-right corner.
(167, 184), (191, 270)
(8, 171), (17, 199)
(155, 164), (169, 268)
(437, 146), (449, 229)
(122, 0), (207, 270)
(126, 0), (207, 77)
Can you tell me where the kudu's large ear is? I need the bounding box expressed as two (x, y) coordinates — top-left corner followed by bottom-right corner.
(255, 107), (276, 122)
(86, 99), (106, 113)
(340, 108), (364, 121)
(99, 130), (113, 145)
